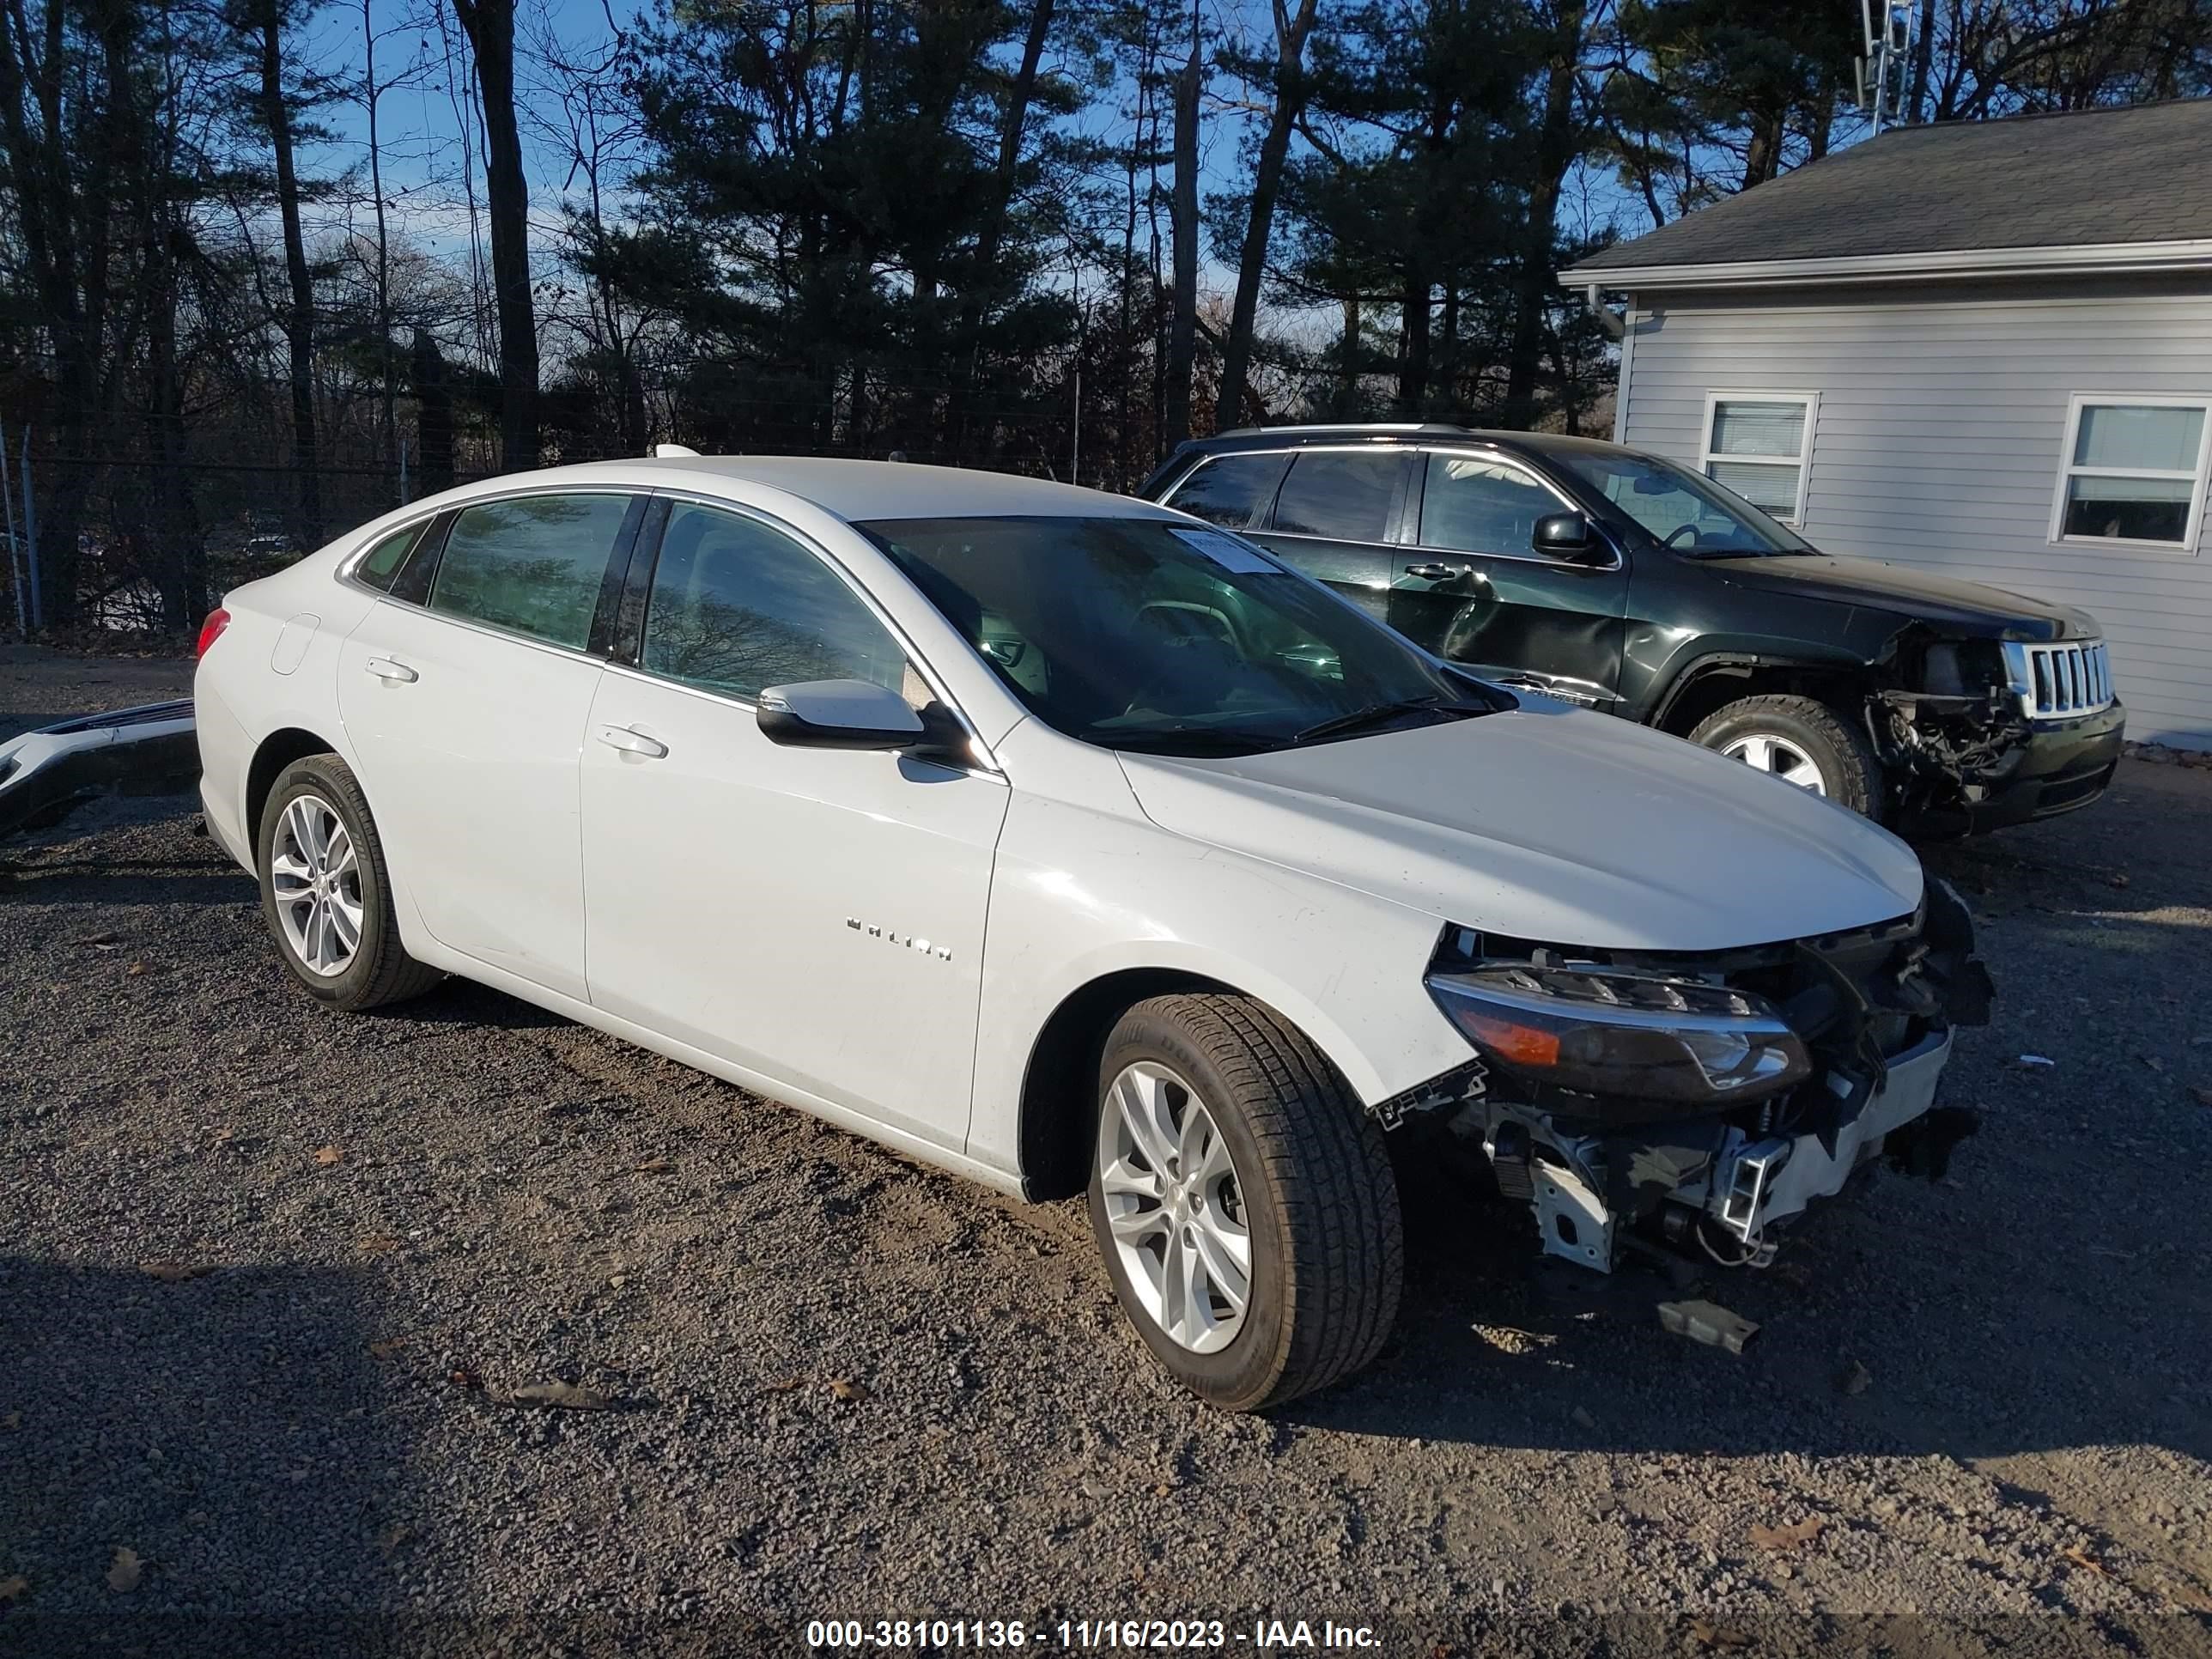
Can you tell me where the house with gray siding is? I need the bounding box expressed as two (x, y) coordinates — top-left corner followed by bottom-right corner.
(1563, 99), (2212, 749)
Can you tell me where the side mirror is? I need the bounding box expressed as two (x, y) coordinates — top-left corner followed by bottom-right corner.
(757, 679), (926, 750)
(1531, 512), (1600, 558)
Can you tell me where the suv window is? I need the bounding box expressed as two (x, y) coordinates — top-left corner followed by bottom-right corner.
(641, 501), (914, 702)
(1419, 453), (1559, 556)
(1270, 451), (1401, 542)
(428, 494), (634, 649)
(1166, 452), (1293, 529)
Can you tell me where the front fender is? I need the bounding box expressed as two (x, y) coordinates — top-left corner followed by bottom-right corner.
(965, 787), (1472, 1179)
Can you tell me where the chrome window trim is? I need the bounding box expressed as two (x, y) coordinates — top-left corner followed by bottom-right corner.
(629, 487), (1006, 778)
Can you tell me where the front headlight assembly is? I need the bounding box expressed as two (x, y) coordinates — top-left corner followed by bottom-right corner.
(1427, 963), (1811, 1110)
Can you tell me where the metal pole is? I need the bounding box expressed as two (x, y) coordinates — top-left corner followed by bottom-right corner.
(0, 424), (22, 637)
(21, 427), (40, 631)
(398, 434), (410, 504)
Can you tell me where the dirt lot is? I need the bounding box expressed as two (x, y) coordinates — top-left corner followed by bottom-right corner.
(3, 647), (2209, 1657)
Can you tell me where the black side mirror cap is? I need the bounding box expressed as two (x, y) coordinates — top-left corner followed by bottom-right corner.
(1531, 512), (1599, 557)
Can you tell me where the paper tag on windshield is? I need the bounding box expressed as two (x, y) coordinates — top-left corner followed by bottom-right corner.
(1168, 526), (1279, 575)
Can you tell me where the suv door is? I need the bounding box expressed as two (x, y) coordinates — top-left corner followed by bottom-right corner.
(1236, 448), (1411, 625)
(578, 497), (1009, 1152)
(1394, 449), (1629, 707)
(336, 490), (642, 1001)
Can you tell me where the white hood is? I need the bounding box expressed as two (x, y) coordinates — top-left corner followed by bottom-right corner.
(1117, 702), (1923, 953)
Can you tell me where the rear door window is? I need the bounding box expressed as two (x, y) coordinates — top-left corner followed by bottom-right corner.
(1165, 452), (1293, 529)
(1269, 451), (1407, 542)
(428, 494), (635, 651)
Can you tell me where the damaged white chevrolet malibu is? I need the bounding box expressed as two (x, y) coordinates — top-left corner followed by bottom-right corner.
(194, 457), (1991, 1410)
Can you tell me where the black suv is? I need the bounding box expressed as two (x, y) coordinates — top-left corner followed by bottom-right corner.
(1138, 423), (2124, 834)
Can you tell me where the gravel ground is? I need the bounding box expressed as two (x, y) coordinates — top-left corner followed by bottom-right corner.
(3, 647), (2209, 1658)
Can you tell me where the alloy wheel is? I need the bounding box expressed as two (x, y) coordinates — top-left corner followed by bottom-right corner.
(1095, 1060), (1252, 1354)
(1721, 731), (1828, 795)
(270, 793), (364, 977)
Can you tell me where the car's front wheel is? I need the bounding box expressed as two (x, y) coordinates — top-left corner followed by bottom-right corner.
(1086, 994), (1402, 1411)
(257, 754), (442, 1011)
(1690, 693), (1881, 817)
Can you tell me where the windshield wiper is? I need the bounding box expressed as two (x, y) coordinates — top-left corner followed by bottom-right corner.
(1290, 696), (1486, 745)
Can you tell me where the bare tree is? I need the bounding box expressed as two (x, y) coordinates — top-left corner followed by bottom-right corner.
(1165, 8), (1200, 447)
(451, 0), (537, 471)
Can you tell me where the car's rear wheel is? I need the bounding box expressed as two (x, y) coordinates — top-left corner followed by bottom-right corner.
(1690, 694), (1881, 817)
(1086, 994), (1402, 1411)
(257, 754), (441, 1011)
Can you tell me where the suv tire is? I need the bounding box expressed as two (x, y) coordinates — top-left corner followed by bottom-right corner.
(1690, 694), (1881, 817)
(1086, 993), (1402, 1411)
(257, 754), (443, 1011)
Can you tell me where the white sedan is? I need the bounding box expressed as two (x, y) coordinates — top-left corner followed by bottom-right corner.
(194, 457), (1989, 1408)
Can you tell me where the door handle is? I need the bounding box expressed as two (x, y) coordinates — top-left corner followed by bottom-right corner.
(1406, 562), (1479, 581)
(362, 657), (418, 684)
(595, 724), (669, 759)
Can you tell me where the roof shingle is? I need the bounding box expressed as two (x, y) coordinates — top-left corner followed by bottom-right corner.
(1572, 99), (2212, 274)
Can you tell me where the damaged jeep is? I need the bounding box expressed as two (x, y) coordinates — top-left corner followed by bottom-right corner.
(1139, 424), (2124, 834)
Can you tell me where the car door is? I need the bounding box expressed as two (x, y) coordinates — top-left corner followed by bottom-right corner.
(336, 489), (642, 1003)
(579, 496), (1009, 1152)
(1238, 448), (1412, 627)
(1393, 448), (1630, 707)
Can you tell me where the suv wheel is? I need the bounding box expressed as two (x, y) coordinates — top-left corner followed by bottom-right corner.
(1086, 994), (1402, 1411)
(258, 755), (443, 1011)
(1690, 694), (1880, 817)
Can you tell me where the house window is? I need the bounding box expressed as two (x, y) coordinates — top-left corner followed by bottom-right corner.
(1700, 392), (1817, 523)
(2051, 395), (2210, 552)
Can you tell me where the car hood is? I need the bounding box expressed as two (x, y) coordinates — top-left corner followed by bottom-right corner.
(1116, 703), (1923, 953)
(1698, 553), (2100, 641)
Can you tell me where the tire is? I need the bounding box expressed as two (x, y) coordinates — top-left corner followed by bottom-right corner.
(1689, 693), (1881, 817)
(1086, 993), (1402, 1411)
(256, 753), (442, 1012)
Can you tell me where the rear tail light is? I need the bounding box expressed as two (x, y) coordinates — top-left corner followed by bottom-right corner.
(195, 607), (231, 659)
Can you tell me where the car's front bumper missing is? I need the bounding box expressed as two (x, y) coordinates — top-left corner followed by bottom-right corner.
(1496, 1029), (1957, 1272)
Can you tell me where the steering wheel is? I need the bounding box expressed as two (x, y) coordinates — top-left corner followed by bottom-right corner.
(1662, 522), (1702, 550)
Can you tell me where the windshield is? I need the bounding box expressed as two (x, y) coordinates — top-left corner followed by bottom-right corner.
(1555, 449), (1812, 556)
(860, 515), (1502, 756)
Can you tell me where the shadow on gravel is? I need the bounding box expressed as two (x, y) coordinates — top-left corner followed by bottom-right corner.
(0, 1258), (411, 1655)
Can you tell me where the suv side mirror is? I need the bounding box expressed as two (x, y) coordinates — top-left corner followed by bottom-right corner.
(1531, 512), (1600, 558)
(757, 679), (926, 750)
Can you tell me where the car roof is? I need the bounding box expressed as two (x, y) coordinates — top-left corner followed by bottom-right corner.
(446, 455), (1182, 525)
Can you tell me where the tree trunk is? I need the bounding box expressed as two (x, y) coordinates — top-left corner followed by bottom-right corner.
(363, 0), (397, 484)
(1164, 37), (1200, 447)
(1217, 0), (1321, 431)
(1395, 270), (1429, 414)
(1504, 0), (1584, 429)
(1335, 295), (1358, 412)
(257, 1), (322, 543)
(453, 0), (538, 472)
(412, 330), (456, 496)
(949, 0), (1055, 461)
(1907, 0), (1936, 122)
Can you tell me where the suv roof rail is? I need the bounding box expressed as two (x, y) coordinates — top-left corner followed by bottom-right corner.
(1211, 422), (1478, 440)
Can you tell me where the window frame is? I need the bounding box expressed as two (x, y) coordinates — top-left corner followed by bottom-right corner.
(2048, 392), (2212, 556)
(1698, 389), (1820, 526)
(613, 489), (1003, 777)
